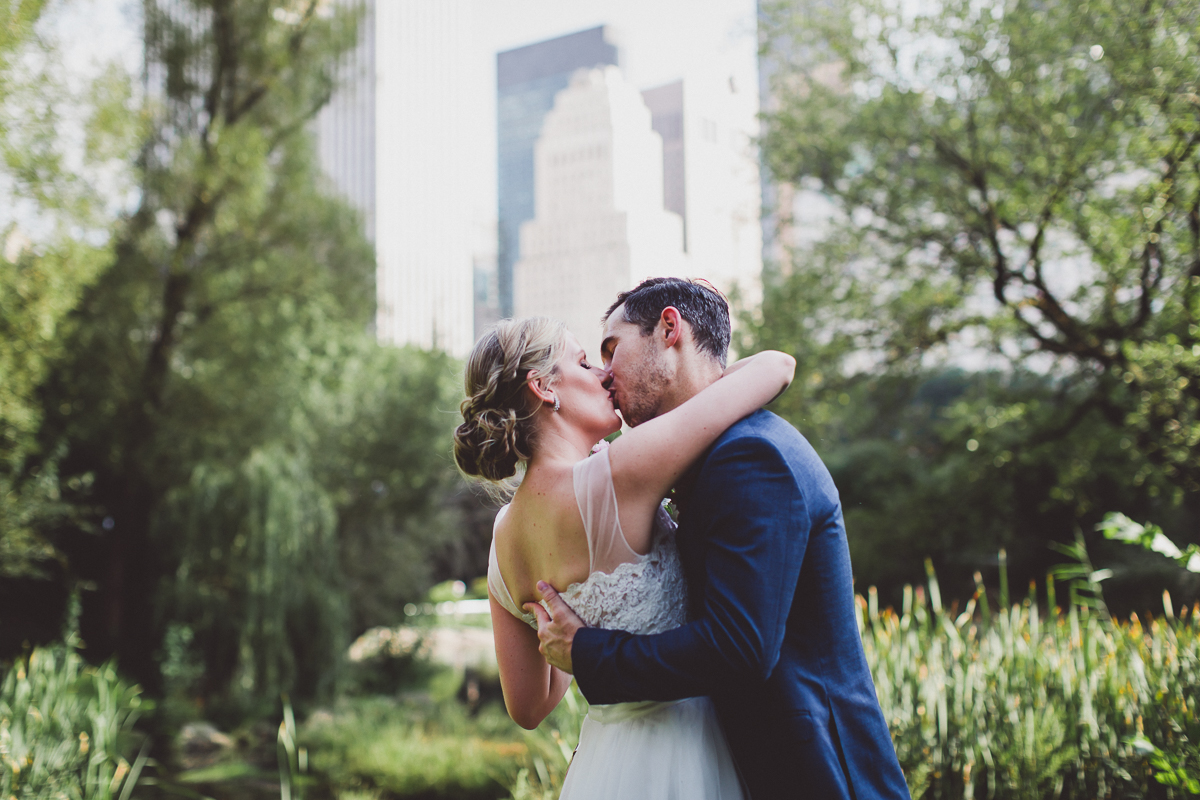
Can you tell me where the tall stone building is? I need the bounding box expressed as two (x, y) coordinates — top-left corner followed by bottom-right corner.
(496, 26), (620, 319)
(515, 66), (687, 358)
(315, 9), (763, 354)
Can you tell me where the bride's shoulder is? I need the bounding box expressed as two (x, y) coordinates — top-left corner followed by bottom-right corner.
(491, 502), (513, 531)
(501, 470), (583, 538)
(489, 503), (515, 549)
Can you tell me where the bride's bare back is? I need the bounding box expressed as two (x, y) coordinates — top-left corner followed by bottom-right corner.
(492, 461), (592, 611)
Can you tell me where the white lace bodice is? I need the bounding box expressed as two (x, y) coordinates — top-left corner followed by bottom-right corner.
(488, 451), (689, 635)
(558, 505), (688, 633)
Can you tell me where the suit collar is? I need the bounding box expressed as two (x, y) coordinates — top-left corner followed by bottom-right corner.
(672, 409), (772, 511)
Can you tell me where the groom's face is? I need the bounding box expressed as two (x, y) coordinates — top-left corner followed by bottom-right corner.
(599, 305), (670, 428)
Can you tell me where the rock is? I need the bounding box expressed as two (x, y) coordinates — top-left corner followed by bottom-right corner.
(177, 721), (233, 769)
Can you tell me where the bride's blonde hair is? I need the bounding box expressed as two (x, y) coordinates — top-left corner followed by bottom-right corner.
(454, 317), (567, 483)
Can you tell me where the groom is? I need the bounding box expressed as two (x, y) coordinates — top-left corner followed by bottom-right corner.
(527, 278), (909, 799)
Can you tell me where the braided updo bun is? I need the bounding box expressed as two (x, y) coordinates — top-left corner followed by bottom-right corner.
(454, 317), (567, 482)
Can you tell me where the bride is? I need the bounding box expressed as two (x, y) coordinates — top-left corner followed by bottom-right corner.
(453, 316), (794, 799)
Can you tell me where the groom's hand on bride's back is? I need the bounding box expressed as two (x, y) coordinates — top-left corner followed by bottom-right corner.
(524, 581), (586, 674)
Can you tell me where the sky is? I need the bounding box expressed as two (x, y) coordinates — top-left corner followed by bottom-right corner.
(50, 0), (141, 83)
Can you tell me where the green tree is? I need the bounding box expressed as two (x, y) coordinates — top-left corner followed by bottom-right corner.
(4, 0), (468, 709)
(762, 0), (1199, 486)
(34, 0), (473, 708)
(150, 339), (464, 713)
(756, 0), (1200, 586)
(0, 0), (139, 580)
(315, 344), (466, 637)
(35, 0), (370, 693)
(742, 280), (1142, 602)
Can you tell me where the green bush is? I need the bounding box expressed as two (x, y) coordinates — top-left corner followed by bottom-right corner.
(504, 685), (585, 800)
(300, 692), (525, 798)
(299, 676), (586, 800)
(0, 645), (146, 800)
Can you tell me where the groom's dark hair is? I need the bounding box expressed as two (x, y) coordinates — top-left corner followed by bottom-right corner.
(604, 277), (731, 367)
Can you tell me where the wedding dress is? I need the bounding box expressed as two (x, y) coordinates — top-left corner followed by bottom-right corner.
(488, 450), (745, 800)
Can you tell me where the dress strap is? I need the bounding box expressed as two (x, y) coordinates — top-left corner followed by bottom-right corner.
(486, 505), (536, 628)
(572, 450), (641, 576)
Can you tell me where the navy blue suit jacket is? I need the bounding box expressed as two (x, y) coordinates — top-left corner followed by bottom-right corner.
(572, 410), (909, 800)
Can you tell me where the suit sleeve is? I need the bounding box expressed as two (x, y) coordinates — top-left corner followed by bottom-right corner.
(572, 435), (809, 704)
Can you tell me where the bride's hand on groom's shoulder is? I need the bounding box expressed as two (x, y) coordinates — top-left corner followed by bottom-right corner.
(525, 581), (586, 675)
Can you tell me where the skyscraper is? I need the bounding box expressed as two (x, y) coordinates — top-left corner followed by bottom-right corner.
(315, 0), (375, 241)
(374, 0), (475, 356)
(641, 74), (763, 307)
(497, 26), (620, 318)
(316, 0), (477, 356)
(515, 66), (687, 358)
(641, 80), (687, 242)
(670, 69), (763, 308)
(315, 8), (762, 354)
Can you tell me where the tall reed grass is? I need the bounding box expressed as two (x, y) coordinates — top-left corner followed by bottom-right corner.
(0, 645), (146, 800)
(865, 558), (1199, 799)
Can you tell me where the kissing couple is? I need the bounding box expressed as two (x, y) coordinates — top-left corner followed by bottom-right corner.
(454, 278), (909, 799)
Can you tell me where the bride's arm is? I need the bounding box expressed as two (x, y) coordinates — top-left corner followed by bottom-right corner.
(608, 350), (795, 518)
(491, 593), (572, 729)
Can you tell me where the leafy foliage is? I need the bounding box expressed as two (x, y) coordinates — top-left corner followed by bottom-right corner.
(296, 678), (586, 800)
(0, 238), (108, 578)
(13, 0), (369, 701)
(1100, 512), (1200, 572)
(0, 643), (146, 800)
(151, 341), (464, 715)
(753, 0), (1200, 597)
(322, 344), (468, 637)
(762, 0), (1200, 454)
(744, 280), (1163, 603)
(0, 0), (140, 579)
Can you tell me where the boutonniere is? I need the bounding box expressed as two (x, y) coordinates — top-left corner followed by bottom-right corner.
(662, 490), (679, 523)
(590, 440), (610, 456)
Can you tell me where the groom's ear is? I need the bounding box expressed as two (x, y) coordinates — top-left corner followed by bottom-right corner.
(660, 306), (685, 349)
